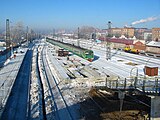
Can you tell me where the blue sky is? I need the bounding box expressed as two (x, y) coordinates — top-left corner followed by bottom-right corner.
(0, 0), (160, 30)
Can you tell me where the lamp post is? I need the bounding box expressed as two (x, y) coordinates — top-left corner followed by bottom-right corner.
(102, 67), (110, 88)
(130, 67), (138, 88)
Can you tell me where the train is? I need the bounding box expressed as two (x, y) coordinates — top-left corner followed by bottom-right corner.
(46, 38), (94, 62)
(124, 47), (139, 54)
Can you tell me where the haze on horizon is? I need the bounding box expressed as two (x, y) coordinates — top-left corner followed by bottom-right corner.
(0, 0), (160, 30)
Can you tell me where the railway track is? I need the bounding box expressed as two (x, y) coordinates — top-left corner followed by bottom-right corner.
(40, 45), (74, 120)
(40, 46), (60, 120)
(93, 48), (160, 66)
(94, 58), (133, 79)
(114, 52), (160, 67)
(36, 47), (47, 120)
(93, 48), (160, 79)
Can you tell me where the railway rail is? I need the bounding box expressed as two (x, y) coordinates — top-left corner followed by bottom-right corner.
(36, 47), (47, 120)
(93, 48), (160, 66)
(40, 46), (60, 120)
(114, 52), (160, 67)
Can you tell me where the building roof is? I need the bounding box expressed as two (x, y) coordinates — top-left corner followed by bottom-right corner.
(133, 40), (145, 44)
(146, 41), (160, 47)
(107, 38), (134, 45)
(119, 35), (127, 39)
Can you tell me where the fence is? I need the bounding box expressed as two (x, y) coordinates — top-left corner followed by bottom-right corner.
(105, 76), (160, 95)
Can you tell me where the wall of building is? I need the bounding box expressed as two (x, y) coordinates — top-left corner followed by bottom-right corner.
(133, 40), (146, 50)
(146, 46), (160, 54)
(104, 37), (160, 54)
(152, 28), (160, 42)
(111, 28), (122, 37)
(112, 43), (127, 49)
(144, 32), (152, 41)
(110, 27), (135, 38)
(122, 28), (135, 37)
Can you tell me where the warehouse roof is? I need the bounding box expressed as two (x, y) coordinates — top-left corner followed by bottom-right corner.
(146, 41), (160, 47)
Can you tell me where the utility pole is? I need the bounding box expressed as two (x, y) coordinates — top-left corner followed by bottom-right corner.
(106, 21), (111, 60)
(77, 27), (80, 47)
(94, 29), (96, 40)
(53, 28), (55, 38)
(6, 19), (10, 48)
(26, 26), (29, 46)
(92, 29), (96, 41)
(6, 19), (11, 59)
(106, 40), (111, 60)
(78, 27), (80, 39)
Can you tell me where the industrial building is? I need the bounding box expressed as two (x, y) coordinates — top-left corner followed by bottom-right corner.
(152, 28), (160, 41)
(108, 27), (135, 38)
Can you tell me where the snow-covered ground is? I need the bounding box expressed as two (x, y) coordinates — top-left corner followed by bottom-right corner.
(29, 47), (43, 120)
(31, 42), (95, 120)
(1, 47), (32, 120)
(92, 48), (160, 79)
(0, 48), (28, 117)
(48, 38), (160, 92)
(58, 37), (160, 80)
(44, 46), (80, 120)
(22, 38), (160, 120)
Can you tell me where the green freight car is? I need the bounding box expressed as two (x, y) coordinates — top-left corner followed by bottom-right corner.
(46, 37), (94, 61)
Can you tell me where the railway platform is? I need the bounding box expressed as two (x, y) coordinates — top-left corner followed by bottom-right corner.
(0, 48), (27, 117)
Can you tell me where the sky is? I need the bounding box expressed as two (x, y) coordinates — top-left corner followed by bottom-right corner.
(0, 0), (160, 30)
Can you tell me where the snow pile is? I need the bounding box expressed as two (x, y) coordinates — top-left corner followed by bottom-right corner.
(29, 47), (43, 120)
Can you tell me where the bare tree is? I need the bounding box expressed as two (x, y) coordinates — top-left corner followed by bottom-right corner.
(11, 21), (25, 44)
(79, 26), (96, 39)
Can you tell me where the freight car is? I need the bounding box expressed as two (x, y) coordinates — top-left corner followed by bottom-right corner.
(46, 38), (94, 61)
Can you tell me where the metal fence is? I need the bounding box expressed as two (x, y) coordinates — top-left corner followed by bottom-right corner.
(106, 76), (160, 95)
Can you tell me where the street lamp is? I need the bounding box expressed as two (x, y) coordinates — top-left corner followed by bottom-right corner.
(102, 67), (110, 88)
(130, 67), (138, 88)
